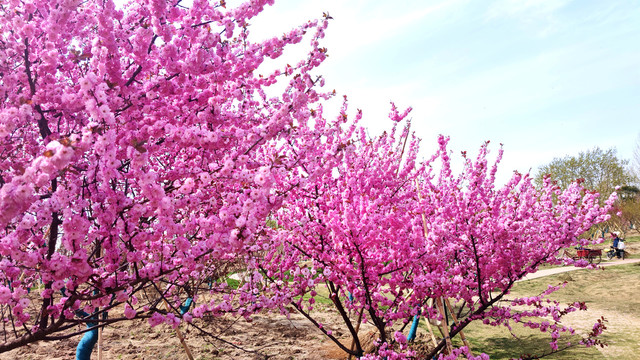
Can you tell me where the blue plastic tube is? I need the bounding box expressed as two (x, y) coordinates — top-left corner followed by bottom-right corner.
(407, 314), (420, 342)
(75, 311), (98, 360)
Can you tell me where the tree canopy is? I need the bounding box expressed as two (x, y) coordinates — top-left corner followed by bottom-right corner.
(536, 147), (639, 236)
(535, 147), (634, 198)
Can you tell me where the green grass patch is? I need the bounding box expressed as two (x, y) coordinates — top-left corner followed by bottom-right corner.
(511, 263), (640, 314)
(225, 277), (240, 289)
(439, 263), (640, 359)
(461, 321), (603, 360)
(294, 285), (334, 306)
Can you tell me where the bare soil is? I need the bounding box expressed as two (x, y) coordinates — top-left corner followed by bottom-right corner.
(0, 303), (378, 360)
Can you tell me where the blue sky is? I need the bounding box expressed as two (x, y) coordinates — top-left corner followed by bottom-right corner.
(250, 0), (640, 183)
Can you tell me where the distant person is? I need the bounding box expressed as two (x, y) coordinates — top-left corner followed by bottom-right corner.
(617, 239), (626, 259)
(611, 232), (620, 250)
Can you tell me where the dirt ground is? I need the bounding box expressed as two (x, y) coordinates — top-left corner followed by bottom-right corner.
(7, 292), (631, 360)
(0, 303), (381, 360)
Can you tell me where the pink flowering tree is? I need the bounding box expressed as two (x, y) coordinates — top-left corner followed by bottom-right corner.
(255, 108), (615, 358)
(0, 0), (334, 351)
(410, 138), (614, 359)
(0, 0), (617, 358)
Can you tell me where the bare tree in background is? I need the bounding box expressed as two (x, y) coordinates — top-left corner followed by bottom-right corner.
(633, 133), (640, 184)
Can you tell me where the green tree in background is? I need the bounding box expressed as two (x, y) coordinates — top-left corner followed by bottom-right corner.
(535, 147), (634, 200)
(536, 147), (638, 236)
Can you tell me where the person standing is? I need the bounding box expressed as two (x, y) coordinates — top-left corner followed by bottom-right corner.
(617, 238), (626, 259)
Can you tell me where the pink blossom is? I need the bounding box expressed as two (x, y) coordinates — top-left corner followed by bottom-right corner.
(124, 305), (136, 319)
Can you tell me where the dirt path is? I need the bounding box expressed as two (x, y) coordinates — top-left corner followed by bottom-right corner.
(519, 258), (640, 281)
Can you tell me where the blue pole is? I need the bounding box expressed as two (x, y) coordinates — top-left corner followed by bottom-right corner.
(75, 311), (98, 360)
(180, 298), (193, 315)
(407, 315), (420, 342)
(73, 291), (115, 360)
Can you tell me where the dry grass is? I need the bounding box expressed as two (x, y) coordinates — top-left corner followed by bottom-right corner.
(454, 262), (640, 359)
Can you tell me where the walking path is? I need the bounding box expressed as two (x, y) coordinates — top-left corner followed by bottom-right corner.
(519, 258), (640, 281)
